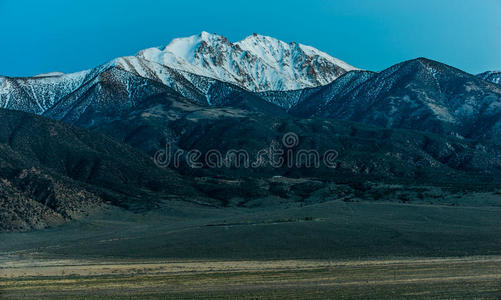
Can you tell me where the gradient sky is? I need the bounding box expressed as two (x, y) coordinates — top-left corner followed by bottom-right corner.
(1, 0), (500, 77)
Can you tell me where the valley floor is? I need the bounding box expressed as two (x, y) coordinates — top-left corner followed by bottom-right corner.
(1, 256), (501, 299)
(1, 198), (501, 298)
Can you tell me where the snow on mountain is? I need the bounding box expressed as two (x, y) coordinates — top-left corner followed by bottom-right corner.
(309, 58), (501, 139)
(478, 71), (501, 85)
(0, 55), (266, 122)
(34, 72), (65, 77)
(137, 31), (357, 92)
(109, 56), (256, 106)
(0, 70), (92, 114)
(0, 32), (357, 115)
(6, 32), (500, 140)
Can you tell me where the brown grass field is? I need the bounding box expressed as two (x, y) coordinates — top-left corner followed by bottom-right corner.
(1, 256), (501, 299)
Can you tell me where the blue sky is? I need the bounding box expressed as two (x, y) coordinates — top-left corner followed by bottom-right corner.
(1, 0), (500, 76)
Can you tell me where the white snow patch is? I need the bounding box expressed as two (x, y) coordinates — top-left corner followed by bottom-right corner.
(34, 72), (65, 77)
(137, 32), (358, 92)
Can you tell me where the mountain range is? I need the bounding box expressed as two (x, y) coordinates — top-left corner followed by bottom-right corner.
(0, 32), (500, 232)
(0, 32), (355, 115)
(291, 58), (501, 140)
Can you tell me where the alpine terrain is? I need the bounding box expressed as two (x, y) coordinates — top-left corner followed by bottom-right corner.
(1, 33), (501, 285)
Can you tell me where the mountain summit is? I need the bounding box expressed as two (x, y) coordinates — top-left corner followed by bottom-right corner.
(137, 32), (357, 91)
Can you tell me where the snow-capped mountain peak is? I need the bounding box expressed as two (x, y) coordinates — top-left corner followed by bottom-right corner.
(161, 31), (228, 62)
(237, 33), (356, 74)
(236, 33), (292, 66)
(137, 32), (357, 91)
